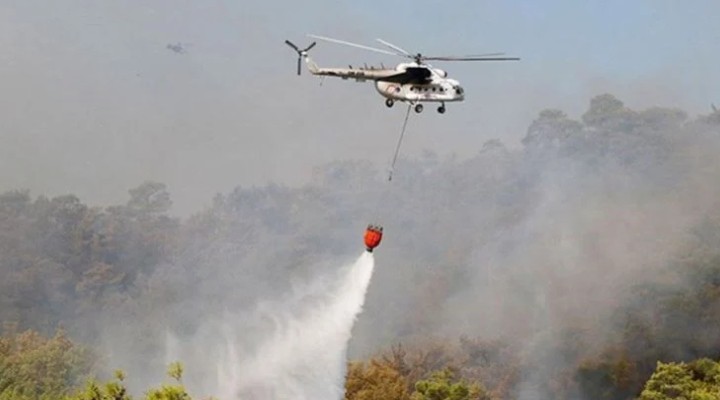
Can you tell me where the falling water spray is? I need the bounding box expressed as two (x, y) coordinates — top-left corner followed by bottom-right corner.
(211, 252), (375, 399)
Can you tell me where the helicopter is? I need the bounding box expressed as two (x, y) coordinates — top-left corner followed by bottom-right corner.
(285, 34), (519, 114)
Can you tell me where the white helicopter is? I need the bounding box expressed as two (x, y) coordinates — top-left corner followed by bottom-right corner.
(285, 34), (519, 114)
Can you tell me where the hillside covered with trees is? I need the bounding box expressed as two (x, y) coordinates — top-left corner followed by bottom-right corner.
(2, 94), (720, 399)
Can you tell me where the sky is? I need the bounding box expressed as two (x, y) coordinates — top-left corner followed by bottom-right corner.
(1, 0), (719, 215)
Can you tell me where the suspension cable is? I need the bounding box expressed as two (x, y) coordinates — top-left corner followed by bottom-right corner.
(387, 104), (412, 181)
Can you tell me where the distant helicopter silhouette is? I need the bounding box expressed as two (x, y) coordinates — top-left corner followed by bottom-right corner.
(166, 42), (190, 54)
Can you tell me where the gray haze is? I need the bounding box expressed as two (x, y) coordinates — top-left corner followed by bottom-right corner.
(2, 1), (720, 215)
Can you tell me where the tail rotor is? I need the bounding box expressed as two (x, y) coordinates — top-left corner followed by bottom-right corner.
(285, 40), (316, 75)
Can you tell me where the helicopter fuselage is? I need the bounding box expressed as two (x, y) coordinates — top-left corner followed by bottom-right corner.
(373, 62), (464, 103)
(375, 79), (464, 103)
(304, 59), (464, 112)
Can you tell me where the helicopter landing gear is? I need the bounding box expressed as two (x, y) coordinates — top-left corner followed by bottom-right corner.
(414, 103), (424, 113)
(385, 98), (394, 108)
(438, 103), (446, 114)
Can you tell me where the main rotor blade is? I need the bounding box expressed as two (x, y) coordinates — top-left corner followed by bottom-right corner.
(424, 56), (521, 61)
(307, 34), (400, 57)
(443, 52), (507, 58)
(375, 38), (412, 56)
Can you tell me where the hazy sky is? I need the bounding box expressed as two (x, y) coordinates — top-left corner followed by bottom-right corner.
(1, 0), (719, 215)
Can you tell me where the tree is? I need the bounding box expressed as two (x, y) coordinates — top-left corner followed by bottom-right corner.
(66, 370), (131, 400)
(345, 359), (410, 400)
(410, 369), (486, 400)
(126, 182), (172, 216)
(581, 94), (635, 130)
(0, 328), (96, 400)
(144, 362), (192, 400)
(66, 364), (215, 400)
(522, 109), (582, 149)
(639, 359), (720, 400)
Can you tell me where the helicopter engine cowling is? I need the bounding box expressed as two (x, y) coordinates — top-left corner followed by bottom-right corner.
(432, 68), (448, 78)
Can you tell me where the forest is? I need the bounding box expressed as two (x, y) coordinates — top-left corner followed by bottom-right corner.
(2, 94), (720, 399)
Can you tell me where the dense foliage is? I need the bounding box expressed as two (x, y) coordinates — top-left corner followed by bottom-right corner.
(1, 95), (720, 398)
(639, 359), (720, 399)
(66, 363), (200, 400)
(0, 328), (95, 400)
